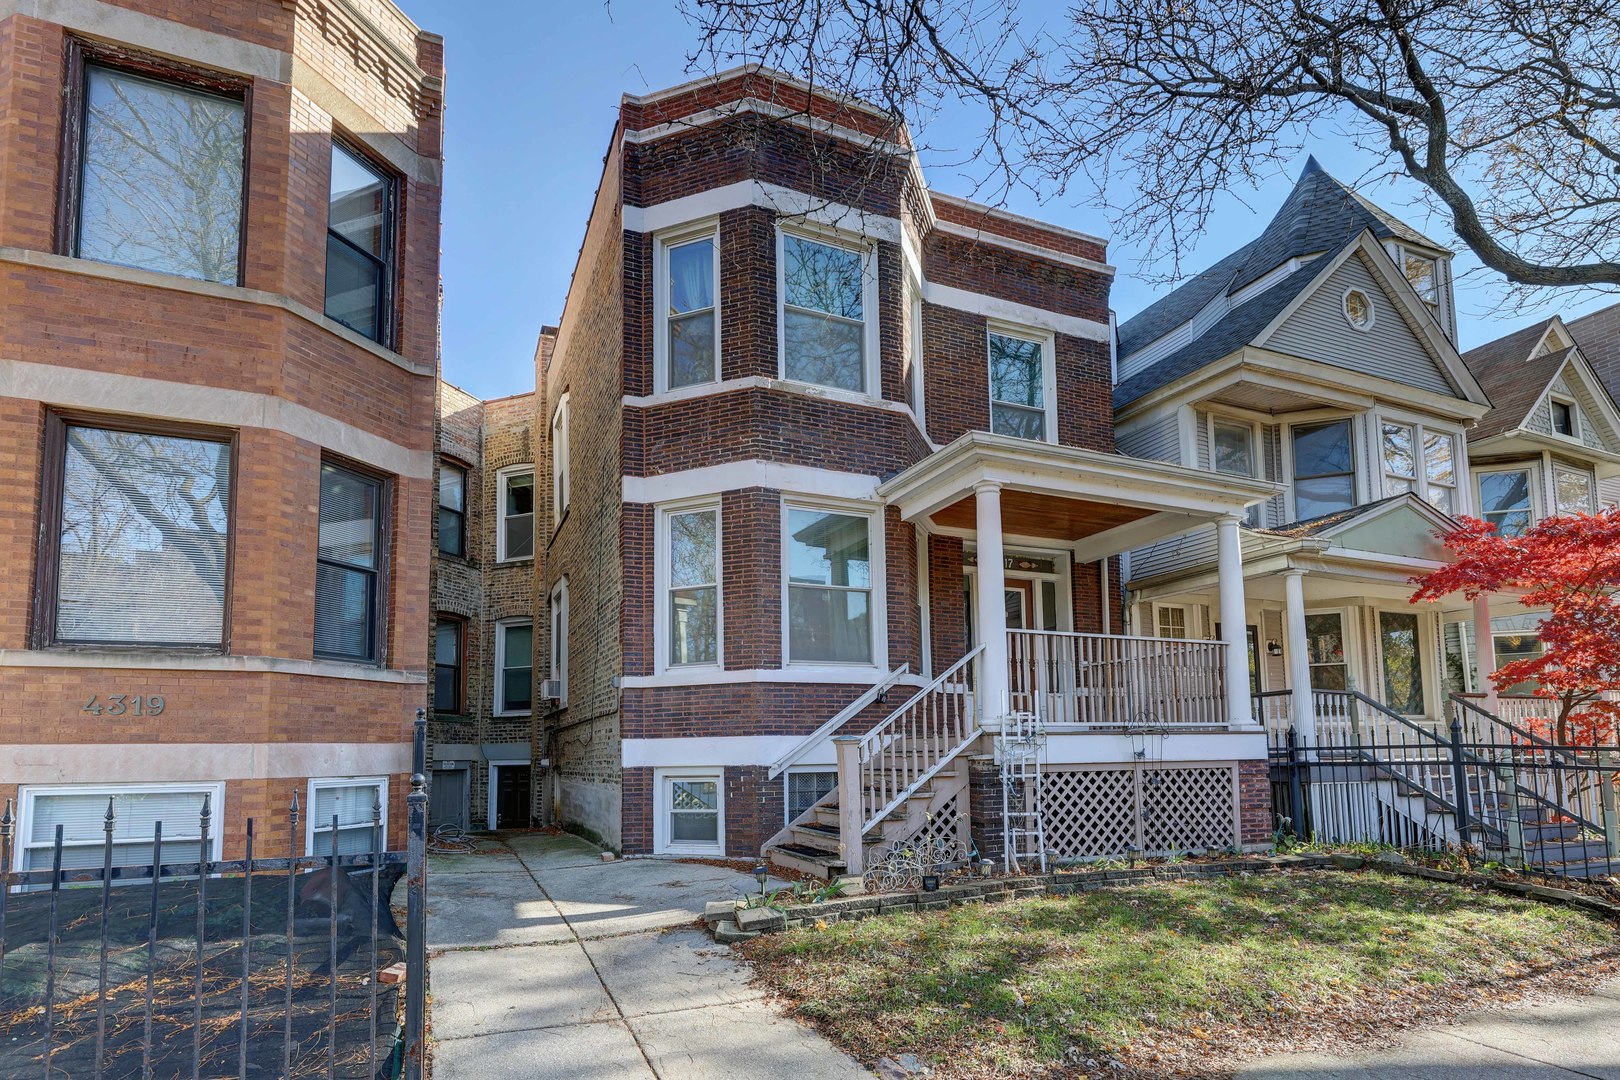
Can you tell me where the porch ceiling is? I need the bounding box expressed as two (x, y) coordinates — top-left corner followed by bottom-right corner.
(877, 431), (1280, 558)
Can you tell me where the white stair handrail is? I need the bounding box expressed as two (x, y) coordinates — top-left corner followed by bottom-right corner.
(767, 663), (910, 780)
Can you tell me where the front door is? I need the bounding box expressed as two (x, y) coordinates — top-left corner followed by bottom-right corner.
(429, 767), (468, 831)
(1004, 580), (1034, 630)
(494, 765), (531, 830)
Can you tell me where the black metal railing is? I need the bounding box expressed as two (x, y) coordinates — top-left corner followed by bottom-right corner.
(0, 715), (430, 1079)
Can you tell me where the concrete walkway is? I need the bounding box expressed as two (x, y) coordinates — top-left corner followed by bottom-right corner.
(1240, 978), (1620, 1078)
(426, 832), (873, 1079)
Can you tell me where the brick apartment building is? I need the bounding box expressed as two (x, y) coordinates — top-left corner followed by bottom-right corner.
(426, 360), (545, 832)
(535, 69), (1273, 868)
(0, 0), (443, 867)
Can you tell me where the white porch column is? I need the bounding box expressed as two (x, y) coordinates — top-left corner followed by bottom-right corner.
(1283, 569), (1316, 743)
(1473, 592), (1498, 708)
(974, 481), (1009, 728)
(1216, 515), (1256, 728)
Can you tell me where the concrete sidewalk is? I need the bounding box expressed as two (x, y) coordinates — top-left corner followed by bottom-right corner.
(426, 832), (873, 1080)
(1240, 978), (1620, 1078)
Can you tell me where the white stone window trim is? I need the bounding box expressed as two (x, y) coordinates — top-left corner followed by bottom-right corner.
(495, 463), (535, 564)
(985, 320), (1058, 445)
(653, 766), (726, 856)
(551, 393), (570, 525)
(774, 221), (881, 397)
(1341, 285), (1376, 332)
(15, 781), (226, 874)
(1475, 464), (1540, 535)
(494, 617), (535, 717)
(652, 219), (722, 394)
(305, 775), (387, 855)
(549, 578), (570, 708)
(779, 495), (887, 670)
(654, 497), (725, 676)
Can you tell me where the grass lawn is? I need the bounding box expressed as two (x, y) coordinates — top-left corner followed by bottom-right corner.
(741, 870), (1620, 1078)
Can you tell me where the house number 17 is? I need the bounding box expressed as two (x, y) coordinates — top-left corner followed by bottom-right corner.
(83, 694), (166, 716)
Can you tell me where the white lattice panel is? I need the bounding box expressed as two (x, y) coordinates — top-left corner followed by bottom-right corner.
(1040, 763), (1239, 860)
(901, 788), (969, 857)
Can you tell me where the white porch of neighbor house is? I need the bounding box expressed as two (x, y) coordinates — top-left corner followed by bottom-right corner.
(758, 433), (1278, 880)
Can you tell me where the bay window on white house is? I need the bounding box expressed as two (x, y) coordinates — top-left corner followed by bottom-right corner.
(1211, 417), (1261, 525)
(1291, 419), (1356, 519)
(785, 504), (874, 664)
(307, 777), (386, 855)
(657, 227), (719, 391)
(779, 231), (870, 392)
(1380, 421), (1457, 513)
(1554, 465), (1596, 515)
(1478, 469), (1534, 536)
(661, 503), (720, 667)
(18, 783), (223, 876)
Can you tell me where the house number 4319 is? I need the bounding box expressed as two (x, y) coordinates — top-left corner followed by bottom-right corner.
(83, 694), (166, 716)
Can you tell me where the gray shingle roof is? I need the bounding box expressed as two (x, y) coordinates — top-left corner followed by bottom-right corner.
(1460, 319), (1562, 441)
(1115, 159), (1445, 408)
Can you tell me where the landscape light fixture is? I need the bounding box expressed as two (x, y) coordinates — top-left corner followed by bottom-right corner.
(753, 864), (769, 898)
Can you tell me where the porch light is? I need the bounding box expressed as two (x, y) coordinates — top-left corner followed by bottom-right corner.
(1267, 640), (1284, 657)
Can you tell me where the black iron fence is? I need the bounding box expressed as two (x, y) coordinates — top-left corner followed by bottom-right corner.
(0, 770), (429, 1078)
(1267, 689), (1620, 881)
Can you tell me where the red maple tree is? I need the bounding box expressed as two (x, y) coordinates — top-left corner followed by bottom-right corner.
(1411, 509), (1620, 745)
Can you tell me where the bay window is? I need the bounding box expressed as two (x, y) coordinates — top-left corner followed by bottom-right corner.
(1212, 417), (1261, 524)
(315, 463), (383, 663)
(1478, 470), (1533, 536)
(1291, 419), (1355, 519)
(1381, 422), (1456, 512)
(1554, 465), (1595, 515)
(47, 418), (232, 648)
(70, 60), (245, 285)
(785, 505), (873, 664)
(780, 232), (868, 392)
(325, 140), (396, 343)
(664, 505), (720, 667)
(659, 229), (719, 390)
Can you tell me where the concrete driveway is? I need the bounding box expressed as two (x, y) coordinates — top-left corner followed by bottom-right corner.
(426, 832), (873, 1079)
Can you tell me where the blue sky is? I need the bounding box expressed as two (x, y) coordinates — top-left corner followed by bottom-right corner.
(398, 0), (1617, 400)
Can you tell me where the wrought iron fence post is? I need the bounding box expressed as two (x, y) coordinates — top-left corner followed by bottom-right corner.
(1286, 726), (1306, 840)
(96, 797), (115, 1080)
(1601, 750), (1620, 860)
(414, 707), (427, 777)
(1497, 756), (1524, 869)
(1, 798), (12, 986)
(1449, 715), (1473, 841)
(194, 793), (211, 1077)
(404, 772), (429, 1080)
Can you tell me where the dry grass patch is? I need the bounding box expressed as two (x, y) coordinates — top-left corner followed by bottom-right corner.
(741, 870), (1620, 1078)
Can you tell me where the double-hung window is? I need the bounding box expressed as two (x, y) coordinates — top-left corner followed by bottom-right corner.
(1554, 465), (1595, 515)
(1401, 249), (1440, 316)
(434, 616), (464, 715)
(1291, 419), (1355, 519)
(785, 506), (873, 664)
(780, 232), (868, 392)
(664, 505), (720, 667)
(988, 329), (1049, 441)
(659, 229), (718, 390)
(1305, 612), (1349, 691)
(549, 580), (569, 707)
(495, 618), (533, 714)
(1381, 422), (1457, 513)
(438, 461), (466, 557)
(46, 418), (232, 648)
(1211, 418), (1261, 525)
(315, 463), (383, 663)
(551, 395), (570, 522)
(325, 141), (396, 343)
(1478, 469), (1533, 536)
(69, 60), (246, 285)
(497, 466), (535, 562)
(308, 777), (386, 856)
(1154, 605), (1189, 640)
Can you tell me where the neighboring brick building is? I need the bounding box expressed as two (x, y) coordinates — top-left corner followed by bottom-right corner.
(0, 0), (442, 865)
(533, 68), (1272, 870)
(426, 356), (545, 831)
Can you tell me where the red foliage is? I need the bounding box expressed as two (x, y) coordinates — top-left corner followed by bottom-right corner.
(1411, 510), (1620, 744)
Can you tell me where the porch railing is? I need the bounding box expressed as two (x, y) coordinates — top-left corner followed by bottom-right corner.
(1008, 629), (1227, 729)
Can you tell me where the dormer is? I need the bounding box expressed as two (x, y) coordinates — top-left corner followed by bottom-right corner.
(1383, 238), (1457, 344)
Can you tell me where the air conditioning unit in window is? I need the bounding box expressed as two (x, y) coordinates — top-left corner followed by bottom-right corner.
(539, 679), (563, 703)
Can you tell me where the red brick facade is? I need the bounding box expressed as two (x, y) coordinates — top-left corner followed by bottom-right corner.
(0, 1), (442, 859)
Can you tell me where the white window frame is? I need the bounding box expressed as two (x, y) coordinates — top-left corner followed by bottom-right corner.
(653, 221), (721, 393)
(494, 617), (534, 716)
(653, 767), (725, 856)
(1152, 603), (1193, 640)
(1396, 245), (1441, 315)
(305, 776), (387, 855)
(905, 271), (926, 424)
(1549, 394), (1582, 441)
(1341, 285), (1376, 331)
(780, 497), (886, 671)
(775, 224), (880, 397)
(1476, 465), (1539, 536)
(1375, 414), (1461, 513)
(655, 499), (723, 674)
(986, 321), (1058, 444)
(1372, 604), (1436, 718)
(1284, 413), (1361, 521)
(495, 463), (535, 564)
(1208, 413), (1263, 524)
(1553, 463), (1596, 515)
(1302, 607), (1356, 693)
(15, 781), (226, 875)
(550, 393), (570, 524)
(549, 577), (570, 707)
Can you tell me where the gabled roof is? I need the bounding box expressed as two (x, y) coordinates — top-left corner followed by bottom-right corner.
(1462, 318), (1565, 441)
(1116, 160), (1454, 409)
(1252, 494), (1414, 539)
